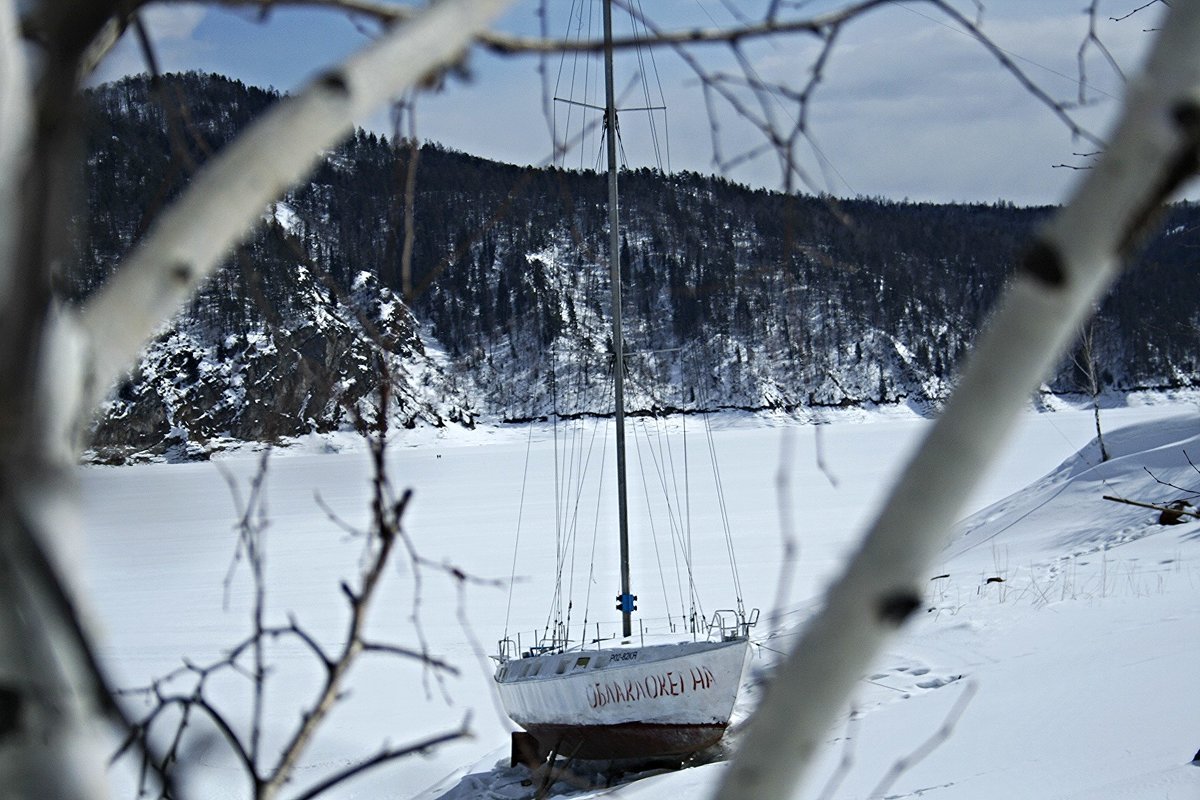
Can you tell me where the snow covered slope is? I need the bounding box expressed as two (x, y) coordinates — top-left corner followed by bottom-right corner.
(825, 413), (1200, 800)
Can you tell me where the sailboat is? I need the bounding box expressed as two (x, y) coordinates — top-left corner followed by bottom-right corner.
(492, 0), (755, 765)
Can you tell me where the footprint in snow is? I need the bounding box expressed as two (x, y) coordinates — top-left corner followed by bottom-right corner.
(916, 675), (962, 689)
(862, 660), (965, 710)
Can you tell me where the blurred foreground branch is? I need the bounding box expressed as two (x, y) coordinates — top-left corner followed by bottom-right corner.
(714, 4), (1200, 798)
(117, 387), (466, 799)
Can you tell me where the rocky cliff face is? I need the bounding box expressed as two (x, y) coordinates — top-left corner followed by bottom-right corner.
(74, 73), (1200, 461)
(88, 267), (471, 462)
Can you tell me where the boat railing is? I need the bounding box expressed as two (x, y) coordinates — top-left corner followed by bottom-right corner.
(708, 607), (760, 642)
(526, 643), (562, 657)
(495, 627), (577, 661)
(494, 637), (520, 663)
(493, 634), (565, 663)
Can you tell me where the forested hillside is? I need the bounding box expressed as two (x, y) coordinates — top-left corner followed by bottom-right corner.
(73, 73), (1200, 459)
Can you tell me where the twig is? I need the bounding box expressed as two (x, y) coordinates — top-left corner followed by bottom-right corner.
(118, 393), (463, 798)
(814, 422), (839, 488)
(1079, 0), (1126, 108)
(1142, 464), (1200, 496)
(813, 708), (860, 800)
(769, 427), (799, 633)
(1111, 1), (1167, 24)
(262, 448), (403, 795)
(866, 681), (979, 799)
(715, 6), (1200, 796)
(288, 717), (472, 800)
(1102, 494), (1200, 518)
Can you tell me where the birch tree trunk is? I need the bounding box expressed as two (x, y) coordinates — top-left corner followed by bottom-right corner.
(0, 1), (512, 796)
(713, 5), (1200, 799)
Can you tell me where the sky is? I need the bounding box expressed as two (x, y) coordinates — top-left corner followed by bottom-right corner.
(91, 1), (1175, 206)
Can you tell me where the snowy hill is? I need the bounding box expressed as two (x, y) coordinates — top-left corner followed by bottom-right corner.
(75, 74), (1200, 459)
(81, 403), (1200, 799)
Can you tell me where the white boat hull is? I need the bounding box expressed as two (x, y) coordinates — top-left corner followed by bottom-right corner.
(494, 638), (749, 760)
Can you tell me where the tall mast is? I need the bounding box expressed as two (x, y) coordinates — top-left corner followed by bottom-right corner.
(604, 0), (634, 638)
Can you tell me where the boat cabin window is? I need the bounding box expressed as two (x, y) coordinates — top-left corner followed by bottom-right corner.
(529, 661), (542, 677)
(574, 657), (590, 670)
(556, 659), (569, 675)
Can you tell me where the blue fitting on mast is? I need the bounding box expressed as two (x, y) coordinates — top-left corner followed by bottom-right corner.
(616, 593), (637, 613)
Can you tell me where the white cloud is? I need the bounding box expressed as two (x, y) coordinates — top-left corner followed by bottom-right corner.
(140, 4), (208, 42)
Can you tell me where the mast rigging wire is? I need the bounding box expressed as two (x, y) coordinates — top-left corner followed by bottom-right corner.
(502, 419), (538, 643)
(534, 0), (754, 647)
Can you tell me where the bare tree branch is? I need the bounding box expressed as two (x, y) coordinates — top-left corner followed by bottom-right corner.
(120, 407), (464, 798)
(0, 0), (29, 308)
(865, 682), (978, 799)
(76, 0), (514, 429)
(199, 0), (888, 52)
(1141, 464), (1200, 497)
(0, 2), (1179, 798)
(1111, 1), (1169, 24)
(605, 0), (1102, 194)
(261, 438), (403, 796)
(394, 99), (420, 303)
(714, 4), (1200, 797)
(288, 718), (472, 800)
(1080, 0), (1126, 107)
(144, 0), (1106, 197)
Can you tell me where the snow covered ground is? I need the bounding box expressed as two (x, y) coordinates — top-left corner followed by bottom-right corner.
(80, 398), (1200, 799)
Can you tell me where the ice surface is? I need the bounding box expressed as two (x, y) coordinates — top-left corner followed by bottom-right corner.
(81, 402), (1200, 799)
